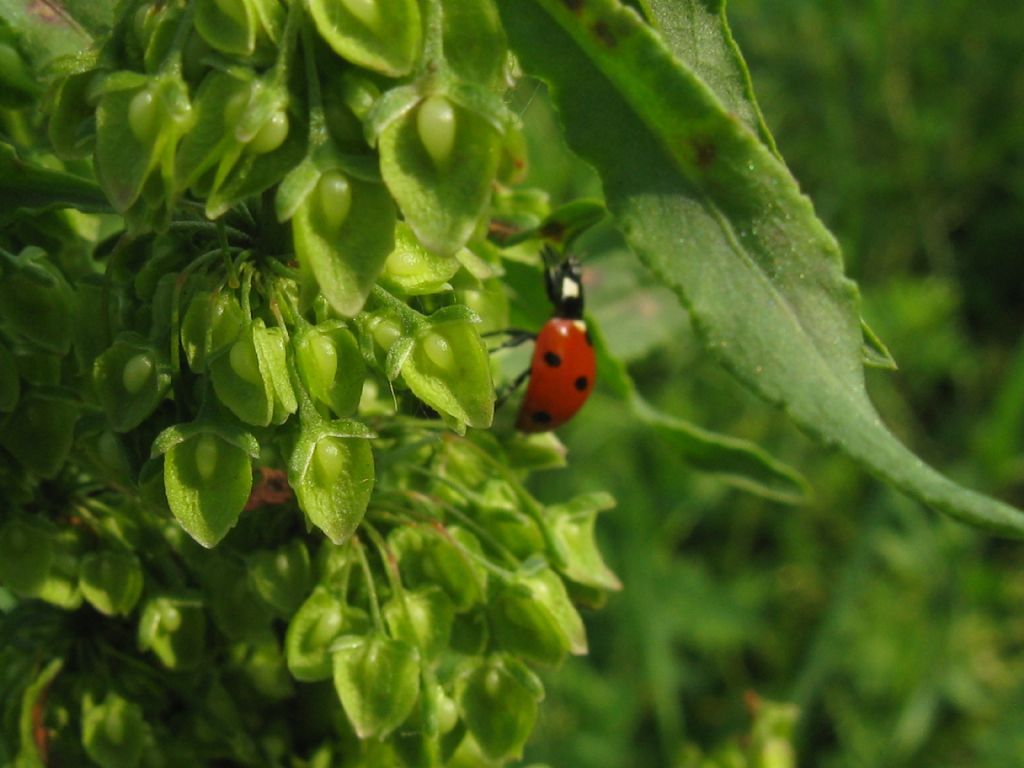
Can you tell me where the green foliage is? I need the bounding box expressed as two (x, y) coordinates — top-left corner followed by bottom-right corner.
(1, 0), (1022, 766)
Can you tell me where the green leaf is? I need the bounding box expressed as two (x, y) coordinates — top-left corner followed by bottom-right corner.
(455, 655), (544, 762)
(288, 424), (375, 545)
(0, 143), (109, 221)
(94, 71), (192, 214)
(286, 586), (368, 682)
(544, 492), (622, 591)
(161, 431), (254, 548)
(442, 0), (507, 87)
(308, 0), (422, 77)
(490, 565), (586, 664)
(0, 390), (79, 478)
(293, 322), (366, 418)
(137, 594), (207, 669)
(0, 247), (75, 354)
(423, 525), (488, 612)
(81, 692), (148, 768)
(194, 0), (258, 56)
(589, 318), (810, 503)
(180, 290), (246, 373)
(209, 319), (290, 427)
(332, 632), (421, 739)
(500, 0), (1024, 537)
(383, 585), (456, 661)
(640, 0), (778, 156)
(379, 221), (461, 296)
(92, 335), (172, 433)
(292, 171), (397, 317)
(401, 317), (495, 430)
(79, 550), (144, 617)
(378, 93), (503, 256)
(0, 515), (54, 597)
(0, 0), (100, 71)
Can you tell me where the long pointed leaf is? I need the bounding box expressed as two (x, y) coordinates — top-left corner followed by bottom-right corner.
(499, 0), (1024, 537)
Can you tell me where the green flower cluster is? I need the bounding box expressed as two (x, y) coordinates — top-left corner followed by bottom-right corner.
(0, 0), (616, 765)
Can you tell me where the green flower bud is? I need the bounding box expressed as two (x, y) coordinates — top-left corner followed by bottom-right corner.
(490, 566), (587, 665)
(80, 550), (144, 616)
(286, 586), (370, 682)
(94, 336), (172, 432)
(181, 291), (245, 373)
(294, 323), (366, 417)
(240, 638), (295, 701)
(478, 502), (545, 560)
(383, 585), (455, 661)
(211, 320), (294, 427)
(423, 526), (488, 612)
(341, 0), (381, 29)
(194, 0), (257, 55)
(417, 95), (456, 167)
(455, 656), (544, 762)
(82, 692), (149, 768)
(309, 0), (421, 77)
(249, 109), (289, 154)
(121, 354), (154, 395)
(456, 280), (509, 336)
(128, 89), (158, 143)
(247, 539), (313, 617)
(288, 423), (374, 545)
(154, 423), (258, 548)
(293, 172), (397, 317)
(401, 318), (495, 430)
(545, 493), (622, 591)
(378, 96), (503, 255)
(332, 632), (421, 739)
(35, 528), (84, 610)
(138, 594), (206, 669)
(372, 316), (403, 354)
(317, 171), (353, 231)
(229, 336), (262, 384)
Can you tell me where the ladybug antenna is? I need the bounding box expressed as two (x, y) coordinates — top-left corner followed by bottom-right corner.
(542, 248), (584, 319)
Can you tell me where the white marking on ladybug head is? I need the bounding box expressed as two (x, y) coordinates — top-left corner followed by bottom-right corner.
(561, 277), (580, 299)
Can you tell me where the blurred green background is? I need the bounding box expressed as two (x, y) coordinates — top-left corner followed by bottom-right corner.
(517, 1), (1024, 765)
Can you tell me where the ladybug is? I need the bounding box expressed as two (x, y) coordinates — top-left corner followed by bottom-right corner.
(515, 256), (596, 432)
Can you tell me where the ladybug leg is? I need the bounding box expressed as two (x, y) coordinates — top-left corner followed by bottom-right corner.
(483, 328), (536, 352)
(495, 367), (531, 409)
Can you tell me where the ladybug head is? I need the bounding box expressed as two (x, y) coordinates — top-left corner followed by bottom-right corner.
(544, 256), (585, 319)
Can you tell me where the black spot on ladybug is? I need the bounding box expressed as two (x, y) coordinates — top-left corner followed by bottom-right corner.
(575, 376), (588, 391)
(544, 351), (562, 367)
(532, 410), (552, 424)
(584, 329), (593, 346)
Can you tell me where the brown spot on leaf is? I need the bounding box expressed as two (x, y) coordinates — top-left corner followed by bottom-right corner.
(562, 0), (584, 12)
(592, 20), (617, 47)
(690, 136), (717, 169)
